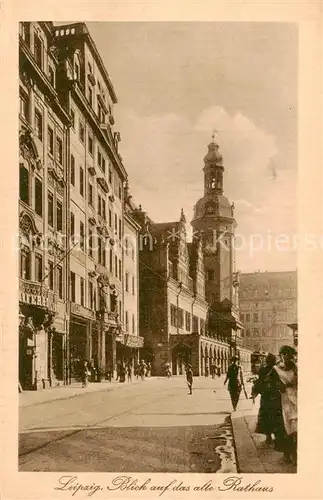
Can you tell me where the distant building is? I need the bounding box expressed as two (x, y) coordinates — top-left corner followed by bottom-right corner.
(121, 182), (144, 366)
(239, 271), (297, 354)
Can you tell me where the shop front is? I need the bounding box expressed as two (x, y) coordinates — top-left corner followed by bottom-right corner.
(69, 303), (95, 381)
(116, 333), (144, 368)
(19, 279), (58, 390)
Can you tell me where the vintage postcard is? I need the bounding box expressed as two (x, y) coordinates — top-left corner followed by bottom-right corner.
(1, 1), (322, 499)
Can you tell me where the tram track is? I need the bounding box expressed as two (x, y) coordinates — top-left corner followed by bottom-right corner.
(19, 385), (182, 459)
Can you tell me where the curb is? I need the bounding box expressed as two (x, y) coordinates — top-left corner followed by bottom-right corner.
(230, 411), (266, 473)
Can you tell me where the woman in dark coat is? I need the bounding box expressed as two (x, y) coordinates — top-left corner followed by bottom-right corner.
(224, 356), (244, 411)
(252, 353), (279, 445)
(253, 347), (297, 463)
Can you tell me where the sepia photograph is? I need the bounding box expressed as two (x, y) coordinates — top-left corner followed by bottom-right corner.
(17, 21), (298, 475)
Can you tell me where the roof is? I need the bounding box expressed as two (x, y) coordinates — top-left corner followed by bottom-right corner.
(52, 22), (118, 103)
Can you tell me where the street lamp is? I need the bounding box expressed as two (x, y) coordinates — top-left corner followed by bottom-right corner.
(230, 328), (238, 359)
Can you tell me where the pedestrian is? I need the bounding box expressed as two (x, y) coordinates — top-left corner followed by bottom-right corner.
(186, 364), (193, 395)
(224, 356), (245, 411)
(271, 345), (298, 464)
(252, 353), (280, 446)
(106, 365), (112, 382)
(140, 360), (146, 380)
(205, 365), (209, 377)
(119, 363), (126, 383)
(81, 360), (90, 388)
(165, 363), (171, 378)
(134, 363), (139, 380)
(127, 364), (132, 383)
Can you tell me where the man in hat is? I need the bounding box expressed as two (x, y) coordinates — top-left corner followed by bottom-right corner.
(185, 364), (193, 395)
(224, 355), (244, 411)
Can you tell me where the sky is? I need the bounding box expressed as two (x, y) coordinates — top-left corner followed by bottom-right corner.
(72, 22), (298, 273)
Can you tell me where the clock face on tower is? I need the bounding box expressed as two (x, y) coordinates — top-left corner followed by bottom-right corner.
(205, 203), (216, 215)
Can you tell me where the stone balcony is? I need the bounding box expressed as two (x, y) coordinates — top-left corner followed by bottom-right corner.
(19, 278), (57, 312)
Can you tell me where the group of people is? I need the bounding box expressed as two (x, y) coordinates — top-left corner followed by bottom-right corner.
(116, 360), (151, 382)
(79, 359), (151, 386)
(80, 359), (100, 387)
(184, 344), (297, 465)
(251, 345), (298, 464)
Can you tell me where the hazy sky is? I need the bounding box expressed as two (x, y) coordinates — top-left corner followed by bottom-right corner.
(74, 22), (298, 272)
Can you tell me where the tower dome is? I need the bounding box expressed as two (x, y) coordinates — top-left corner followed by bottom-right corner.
(203, 136), (223, 165)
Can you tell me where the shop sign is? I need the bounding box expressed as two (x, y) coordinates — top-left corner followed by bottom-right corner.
(20, 291), (56, 312)
(71, 303), (95, 320)
(124, 334), (144, 348)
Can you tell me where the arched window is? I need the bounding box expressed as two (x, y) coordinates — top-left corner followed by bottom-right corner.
(20, 164), (29, 204)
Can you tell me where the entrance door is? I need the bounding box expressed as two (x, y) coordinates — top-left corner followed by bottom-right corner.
(172, 344), (191, 375)
(69, 321), (87, 380)
(19, 331), (33, 390)
(52, 333), (63, 381)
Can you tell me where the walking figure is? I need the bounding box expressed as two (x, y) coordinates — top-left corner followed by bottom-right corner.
(81, 360), (90, 388)
(224, 356), (245, 411)
(127, 365), (132, 383)
(186, 364), (193, 395)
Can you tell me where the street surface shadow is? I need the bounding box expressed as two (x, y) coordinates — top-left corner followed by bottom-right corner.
(19, 422), (236, 473)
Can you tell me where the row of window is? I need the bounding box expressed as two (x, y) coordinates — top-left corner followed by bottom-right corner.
(170, 305), (205, 335)
(70, 155), (122, 204)
(20, 250), (63, 299)
(20, 167), (63, 230)
(241, 311), (293, 323)
(20, 95), (64, 165)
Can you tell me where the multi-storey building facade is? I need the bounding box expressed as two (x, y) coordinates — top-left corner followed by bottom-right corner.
(52, 22), (128, 380)
(239, 271), (297, 354)
(19, 22), (71, 389)
(120, 183), (144, 365)
(18, 21), (143, 389)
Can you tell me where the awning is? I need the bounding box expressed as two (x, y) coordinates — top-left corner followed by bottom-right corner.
(116, 334), (144, 348)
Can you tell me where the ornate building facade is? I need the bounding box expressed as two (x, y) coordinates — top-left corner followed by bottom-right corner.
(19, 22), (71, 389)
(239, 271), (297, 355)
(132, 204), (246, 376)
(18, 22), (143, 389)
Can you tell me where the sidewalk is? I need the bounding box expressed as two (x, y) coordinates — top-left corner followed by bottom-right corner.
(231, 386), (297, 473)
(19, 377), (155, 408)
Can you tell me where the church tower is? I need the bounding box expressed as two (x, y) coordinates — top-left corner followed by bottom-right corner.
(191, 135), (240, 327)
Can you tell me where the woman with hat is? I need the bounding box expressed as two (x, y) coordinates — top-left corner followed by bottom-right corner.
(224, 356), (244, 411)
(252, 353), (279, 446)
(272, 345), (298, 463)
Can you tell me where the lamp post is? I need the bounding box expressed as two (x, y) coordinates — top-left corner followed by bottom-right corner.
(230, 327), (238, 359)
